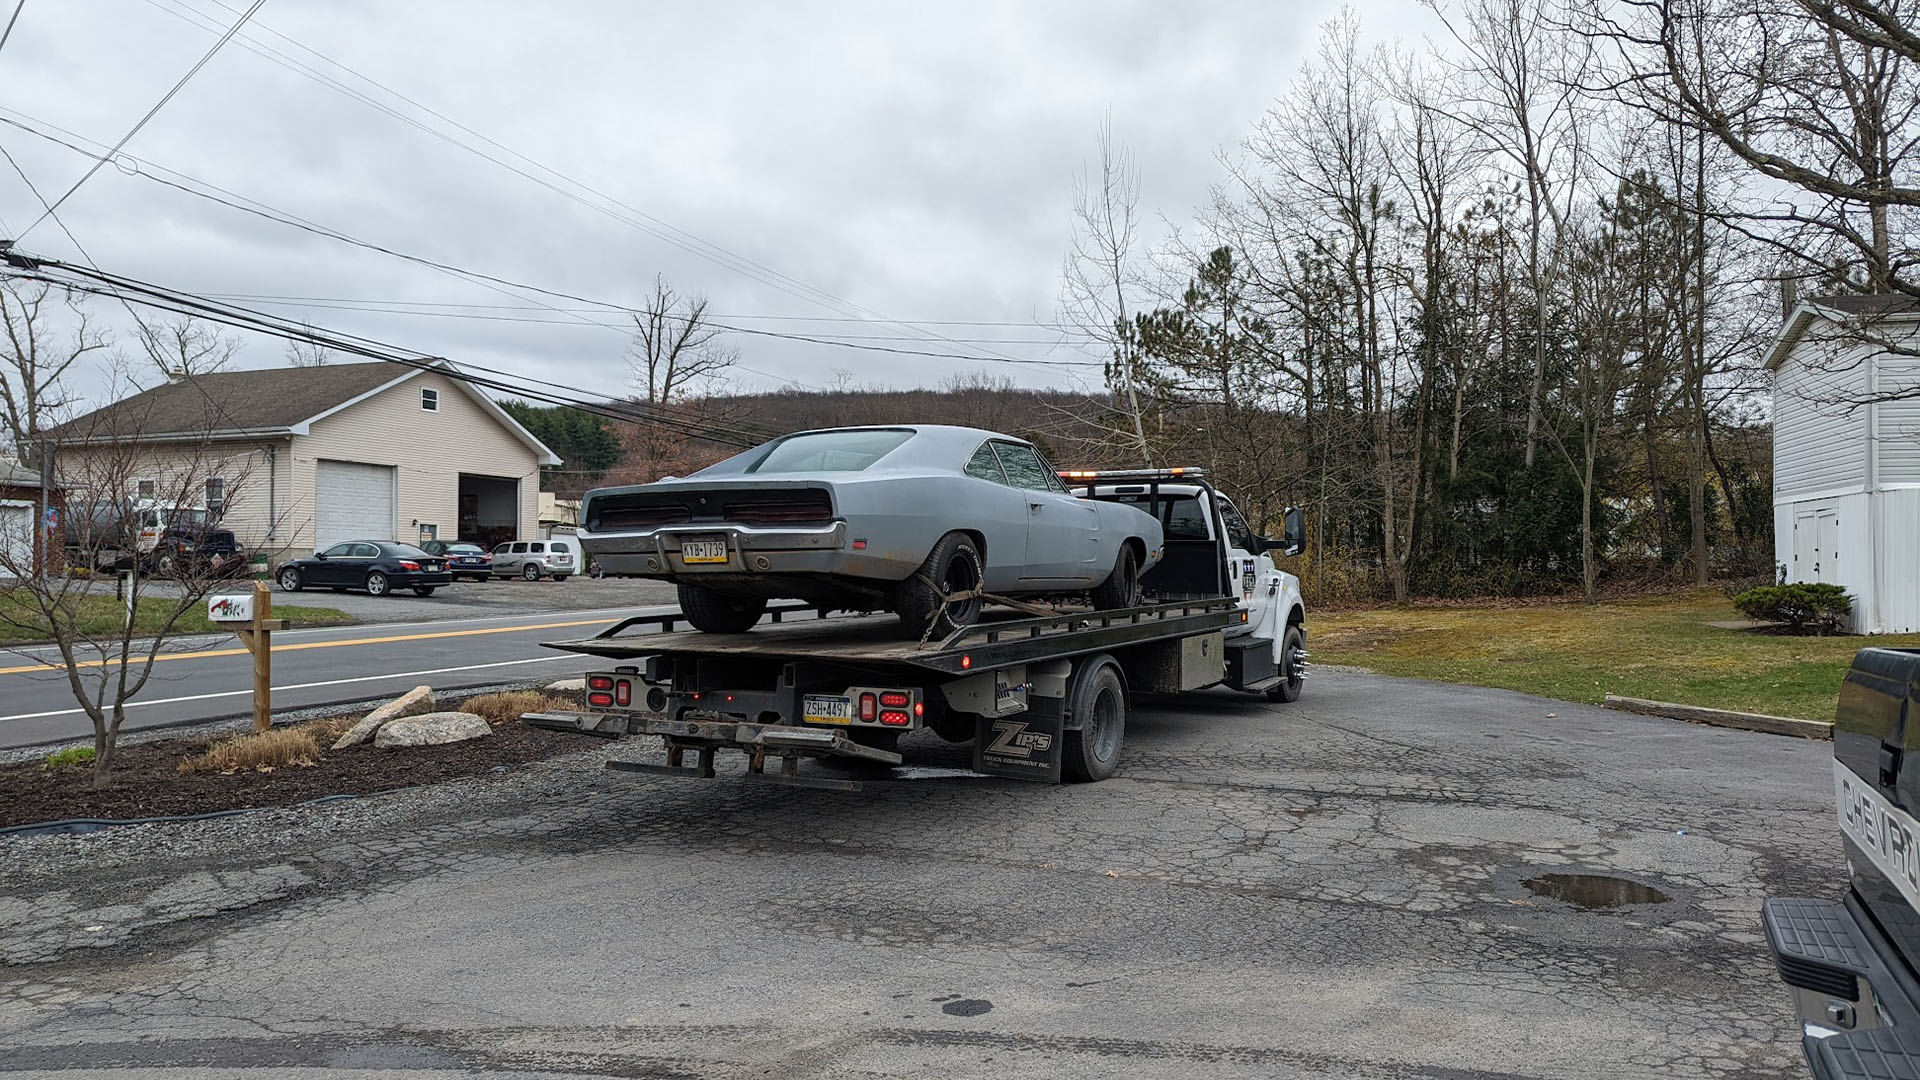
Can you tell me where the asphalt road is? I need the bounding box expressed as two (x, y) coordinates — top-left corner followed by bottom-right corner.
(0, 670), (1840, 1079)
(0, 605), (659, 751)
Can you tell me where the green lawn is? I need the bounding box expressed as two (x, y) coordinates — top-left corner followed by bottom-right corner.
(0, 591), (352, 647)
(1312, 590), (1920, 722)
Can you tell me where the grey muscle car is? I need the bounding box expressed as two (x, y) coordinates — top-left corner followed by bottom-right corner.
(577, 425), (1166, 637)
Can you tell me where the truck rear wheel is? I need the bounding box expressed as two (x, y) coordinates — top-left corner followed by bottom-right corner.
(679, 583), (768, 634)
(1063, 658), (1126, 782)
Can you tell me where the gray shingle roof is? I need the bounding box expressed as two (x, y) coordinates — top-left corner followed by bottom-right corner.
(50, 362), (409, 441)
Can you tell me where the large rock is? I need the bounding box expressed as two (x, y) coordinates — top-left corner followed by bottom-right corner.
(374, 711), (493, 748)
(332, 686), (436, 749)
(545, 677), (587, 693)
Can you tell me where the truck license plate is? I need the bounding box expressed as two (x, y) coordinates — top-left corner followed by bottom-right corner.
(681, 541), (728, 564)
(803, 695), (852, 724)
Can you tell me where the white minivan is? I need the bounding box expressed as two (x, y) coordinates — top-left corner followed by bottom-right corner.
(490, 539), (577, 581)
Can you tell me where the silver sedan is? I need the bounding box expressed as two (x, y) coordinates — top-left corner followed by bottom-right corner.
(577, 425), (1165, 637)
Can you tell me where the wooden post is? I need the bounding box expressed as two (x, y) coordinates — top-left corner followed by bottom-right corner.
(223, 580), (284, 734)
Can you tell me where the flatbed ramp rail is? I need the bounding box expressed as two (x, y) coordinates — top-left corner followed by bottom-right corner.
(523, 598), (1245, 789)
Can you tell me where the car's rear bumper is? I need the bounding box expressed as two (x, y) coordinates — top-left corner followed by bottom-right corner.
(393, 571), (454, 587)
(580, 521), (917, 580)
(1764, 894), (1920, 1077)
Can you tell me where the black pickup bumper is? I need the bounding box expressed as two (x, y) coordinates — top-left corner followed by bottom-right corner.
(1764, 895), (1920, 1077)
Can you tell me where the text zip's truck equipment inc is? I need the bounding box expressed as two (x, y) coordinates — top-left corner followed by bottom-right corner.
(523, 467), (1309, 789)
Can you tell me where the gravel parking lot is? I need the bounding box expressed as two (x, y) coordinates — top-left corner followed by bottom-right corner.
(0, 670), (1838, 1079)
(269, 574), (679, 622)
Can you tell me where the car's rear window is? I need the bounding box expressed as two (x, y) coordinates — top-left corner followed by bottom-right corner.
(549, 541), (570, 552)
(747, 429), (913, 474)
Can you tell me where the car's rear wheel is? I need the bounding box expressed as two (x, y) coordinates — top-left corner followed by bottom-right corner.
(522, 562), (541, 581)
(365, 571), (391, 597)
(276, 567), (302, 592)
(895, 532), (985, 640)
(412, 586), (437, 597)
(679, 583), (767, 634)
(1089, 543), (1142, 610)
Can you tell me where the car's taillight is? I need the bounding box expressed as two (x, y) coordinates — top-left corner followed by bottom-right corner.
(588, 675), (614, 691)
(398, 560), (420, 571)
(615, 679), (631, 706)
(879, 710), (911, 727)
(588, 691), (614, 707)
(879, 691), (910, 708)
(858, 692), (876, 721)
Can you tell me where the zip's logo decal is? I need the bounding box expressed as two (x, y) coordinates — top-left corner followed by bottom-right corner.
(987, 719), (1053, 758)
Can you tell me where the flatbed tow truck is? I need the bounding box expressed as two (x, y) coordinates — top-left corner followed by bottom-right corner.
(523, 468), (1307, 789)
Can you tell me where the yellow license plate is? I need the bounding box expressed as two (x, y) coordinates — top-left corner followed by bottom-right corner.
(803, 695), (853, 724)
(681, 541), (728, 564)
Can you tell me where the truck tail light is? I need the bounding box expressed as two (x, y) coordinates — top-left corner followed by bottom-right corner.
(588, 691), (614, 707)
(588, 675), (614, 691)
(879, 691), (910, 707)
(879, 710), (911, 727)
(615, 679), (631, 706)
(914, 702), (924, 717)
(858, 692), (876, 721)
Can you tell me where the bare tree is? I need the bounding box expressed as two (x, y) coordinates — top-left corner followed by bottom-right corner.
(284, 322), (334, 367)
(1061, 115), (1154, 460)
(0, 279), (108, 461)
(136, 314), (239, 380)
(626, 276), (737, 481)
(23, 381), (268, 789)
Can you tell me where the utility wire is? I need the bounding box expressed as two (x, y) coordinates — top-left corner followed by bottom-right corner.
(22, 0), (263, 239)
(0, 0), (24, 58)
(149, 0), (1038, 369)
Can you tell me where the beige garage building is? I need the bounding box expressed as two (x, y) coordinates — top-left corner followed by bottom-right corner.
(52, 361), (562, 559)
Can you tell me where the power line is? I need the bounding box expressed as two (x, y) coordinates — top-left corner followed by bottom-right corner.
(149, 0), (1037, 370)
(22, 0), (263, 238)
(0, 0), (25, 59)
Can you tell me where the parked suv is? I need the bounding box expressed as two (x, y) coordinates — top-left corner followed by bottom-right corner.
(491, 539), (576, 581)
(1764, 647), (1920, 1075)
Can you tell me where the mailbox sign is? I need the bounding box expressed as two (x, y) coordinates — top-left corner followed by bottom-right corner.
(207, 594), (255, 622)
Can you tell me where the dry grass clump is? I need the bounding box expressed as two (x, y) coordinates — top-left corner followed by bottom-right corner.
(179, 726), (322, 775)
(460, 690), (573, 726)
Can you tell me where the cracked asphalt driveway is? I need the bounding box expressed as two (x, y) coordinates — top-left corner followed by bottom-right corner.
(0, 671), (1838, 1078)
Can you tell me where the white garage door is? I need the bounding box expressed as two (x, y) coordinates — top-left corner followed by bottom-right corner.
(0, 502), (32, 576)
(315, 460), (395, 547)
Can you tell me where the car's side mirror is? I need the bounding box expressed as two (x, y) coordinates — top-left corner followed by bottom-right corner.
(314, 551), (328, 560)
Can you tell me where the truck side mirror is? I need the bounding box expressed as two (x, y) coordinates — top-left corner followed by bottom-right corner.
(1278, 506), (1304, 557)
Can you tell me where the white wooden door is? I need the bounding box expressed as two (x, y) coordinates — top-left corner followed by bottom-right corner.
(1794, 506), (1840, 583)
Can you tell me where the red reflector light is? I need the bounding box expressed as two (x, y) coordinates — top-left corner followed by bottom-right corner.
(852, 539), (867, 550)
(879, 710), (911, 726)
(615, 679), (631, 706)
(588, 691), (614, 707)
(588, 675), (614, 691)
(913, 702), (924, 717)
(879, 691), (910, 707)
(859, 692), (877, 721)
(961, 655), (972, 670)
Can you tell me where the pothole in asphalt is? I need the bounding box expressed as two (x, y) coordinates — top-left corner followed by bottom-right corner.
(1523, 872), (1672, 910)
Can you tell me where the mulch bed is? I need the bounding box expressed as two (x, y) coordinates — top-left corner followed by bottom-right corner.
(2, 722), (588, 829)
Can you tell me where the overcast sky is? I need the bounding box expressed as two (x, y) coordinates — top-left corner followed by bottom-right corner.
(0, 0), (1440, 407)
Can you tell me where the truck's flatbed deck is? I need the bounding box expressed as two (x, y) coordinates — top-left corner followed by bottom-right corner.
(544, 599), (1239, 676)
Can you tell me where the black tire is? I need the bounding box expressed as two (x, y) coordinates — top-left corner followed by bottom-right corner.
(155, 552), (180, 579)
(552, 576), (569, 583)
(1089, 543), (1142, 610)
(522, 562), (541, 581)
(895, 532), (985, 640)
(929, 712), (978, 744)
(365, 571), (391, 597)
(276, 566), (303, 592)
(678, 583), (768, 634)
(412, 586), (437, 597)
(1063, 659), (1126, 782)
(1268, 622), (1306, 703)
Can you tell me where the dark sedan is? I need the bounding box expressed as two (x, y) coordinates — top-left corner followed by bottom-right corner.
(421, 540), (493, 582)
(275, 541), (454, 597)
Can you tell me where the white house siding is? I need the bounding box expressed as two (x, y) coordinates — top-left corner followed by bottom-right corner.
(56, 438), (294, 556)
(1877, 488), (1920, 633)
(290, 370), (541, 551)
(1881, 361), (1920, 484)
(1773, 349), (1870, 500)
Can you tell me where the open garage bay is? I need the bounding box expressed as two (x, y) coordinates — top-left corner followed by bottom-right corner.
(0, 672), (1837, 1079)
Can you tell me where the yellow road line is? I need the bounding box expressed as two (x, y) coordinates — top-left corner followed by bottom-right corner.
(0, 616), (615, 676)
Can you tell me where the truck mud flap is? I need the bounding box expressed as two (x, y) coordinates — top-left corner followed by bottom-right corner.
(972, 698), (1063, 783)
